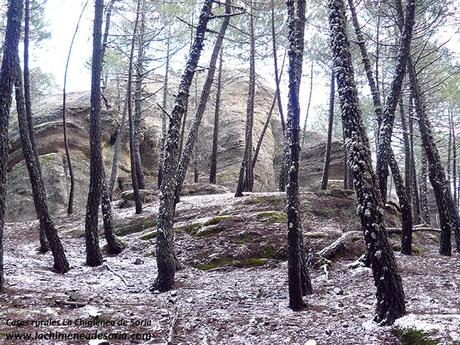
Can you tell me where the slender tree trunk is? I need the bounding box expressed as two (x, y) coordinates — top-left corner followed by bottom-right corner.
(209, 48), (223, 184)
(175, 0), (231, 201)
(235, 1), (255, 196)
(158, 26), (171, 188)
(448, 111), (452, 191)
(23, 0), (48, 252)
(133, 0), (146, 190)
(253, 94), (277, 171)
(15, 61), (70, 273)
(85, 0), (105, 267)
(452, 109), (457, 209)
(286, 0), (312, 311)
(0, 0), (24, 291)
(151, 0), (213, 292)
(328, 0), (406, 325)
(321, 71), (335, 190)
(408, 95), (421, 223)
(375, 0), (416, 203)
(420, 149), (430, 224)
(127, 0), (143, 214)
(63, 0), (89, 215)
(101, 0), (117, 90)
(300, 61), (314, 148)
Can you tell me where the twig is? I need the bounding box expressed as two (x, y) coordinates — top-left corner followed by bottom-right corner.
(157, 103), (172, 120)
(105, 264), (131, 286)
(167, 306), (179, 345)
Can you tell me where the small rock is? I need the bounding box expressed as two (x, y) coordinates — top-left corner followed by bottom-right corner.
(342, 323), (349, 328)
(186, 297), (194, 303)
(133, 258), (144, 265)
(304, 340), (317, 345)
(333, 287), (344, 295)
(170, 290), (177, 297)
(160, 309), (169, 317)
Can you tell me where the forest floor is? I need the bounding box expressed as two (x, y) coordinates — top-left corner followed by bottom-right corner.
(0, 190), (459, 345)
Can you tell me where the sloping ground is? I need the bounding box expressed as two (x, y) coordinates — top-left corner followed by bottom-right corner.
(0, 191), (459, 345)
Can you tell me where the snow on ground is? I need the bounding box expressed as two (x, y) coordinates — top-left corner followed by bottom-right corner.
(0, 192), (459, 344)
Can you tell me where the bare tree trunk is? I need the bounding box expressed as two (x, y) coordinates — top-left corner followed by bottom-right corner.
(85, 0), (105, 267)
(0, 0), (23, 291)
(127, 0), (143, 214)
(150, 0), (213, 292)
(286, 0), (312, 311)
(209, 48), (223, 184)
(133, 0), (146, 190)
(328, 0), (406, 325)
(158, 28), (171, 188)
(175, 0), (231, 201)
(24, 0), (48, 252)
(420, 149), (430, 224)
(63, 0), (89, 215)
(409, 95), (421, 223)
(300, 61), (314, 148)
(15, 64), (71, 274)
(375, 0), (416, 203)
(321, 70), (335, 190)
(235, 0), (255, 196)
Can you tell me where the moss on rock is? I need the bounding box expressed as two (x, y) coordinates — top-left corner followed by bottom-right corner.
(256, 211), (287, 223)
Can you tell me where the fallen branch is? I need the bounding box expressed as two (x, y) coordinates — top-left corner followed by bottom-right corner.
(386, 227), (441, 234)
(55, 300), (88, 308)
(167, 306), (179, 345)
(105, 264), (131, 286)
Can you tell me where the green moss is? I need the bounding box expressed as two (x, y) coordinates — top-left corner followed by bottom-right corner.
(237, 233), (253, 245)
(140, 231), (157, 240)
(262, 246), (275, 258)
(256, 211), (287, 223)
(204, 215), (231, 226)
(314, 188), (355, 198)
(115, 218), (156, 236)
(392, 327), (437, 345)
(175, 222), (203, 235)
(392, 243), (425, 254)
(194, 256), (268, 271)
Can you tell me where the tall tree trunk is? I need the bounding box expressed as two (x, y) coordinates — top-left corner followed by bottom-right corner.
(127, 0), (143, 214)
(209, 48), (223, 184)
(63, 0), (89, 215)
(235, 1), (255, 196)
(419, 149), (430, 224)
(175, 0), (231, 201)
(24, 0), (48, 252)
(151, 0), (213, 292)
(98, 0), (124, 254)
(300, 61), (314, 148)
(375, 0), (416, 203)
(286, 0), (312, 311)
(158, 26), (171, 188)
(133, 0), (146, 190)
(408, 95), (421, 223)
(321, 70), (335, 190)
(452, 109), (457, 209)
(15, 60), (70, 273)
(0, 0), (24, 291)
(328, 0), (406, 325)
(85, 0), (105, 267)
(101, 0), (117, 90)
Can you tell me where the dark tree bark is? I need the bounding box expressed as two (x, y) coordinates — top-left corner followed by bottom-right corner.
(85, 0), (105, 267)
(408, 58), (460, 255)
(286, 0), (312, 311)
(175, 1), (231, 201)
(300, 61), (314, 148)
(158, 26), (171, 188)
(375, 0), (416, 203)
(151, 0), (213, 292)
(399, 98), (412, 209)
(321, 70), (335, 190)
(235, 0), (255, 197)
(24, 0), (48, 252)
(101, 0), (117, 90)
(15, 61), (70, 273)
(209, 48), (223, 185)
(419, 149), (430, 224)
(328, 0), (406, 325)
(450, 108), (457, 208)
(133, 0), (146, 190)
(62, 0), (89, 215)
(0, 0), (24, 291)
(127, 0), (143, 214)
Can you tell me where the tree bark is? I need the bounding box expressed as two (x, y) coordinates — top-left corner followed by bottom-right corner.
(62, 0), (89, 215)
(321, 70), (335, 190)
(286, 0), (312, 311)
(0, 0), (24, 290)
(209, 48), (223, 185)
(328, 0), (406, 325)
(235, 0), (255, 196)
(300, 61), (314, 148)
(175, 1), (231, 201)
(84, 0), (105, 267)
(151, 0), (213, 292)
(408, 95), (421, 223)
(419, 148), (430, 224)
(375, 0), (416, 203)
